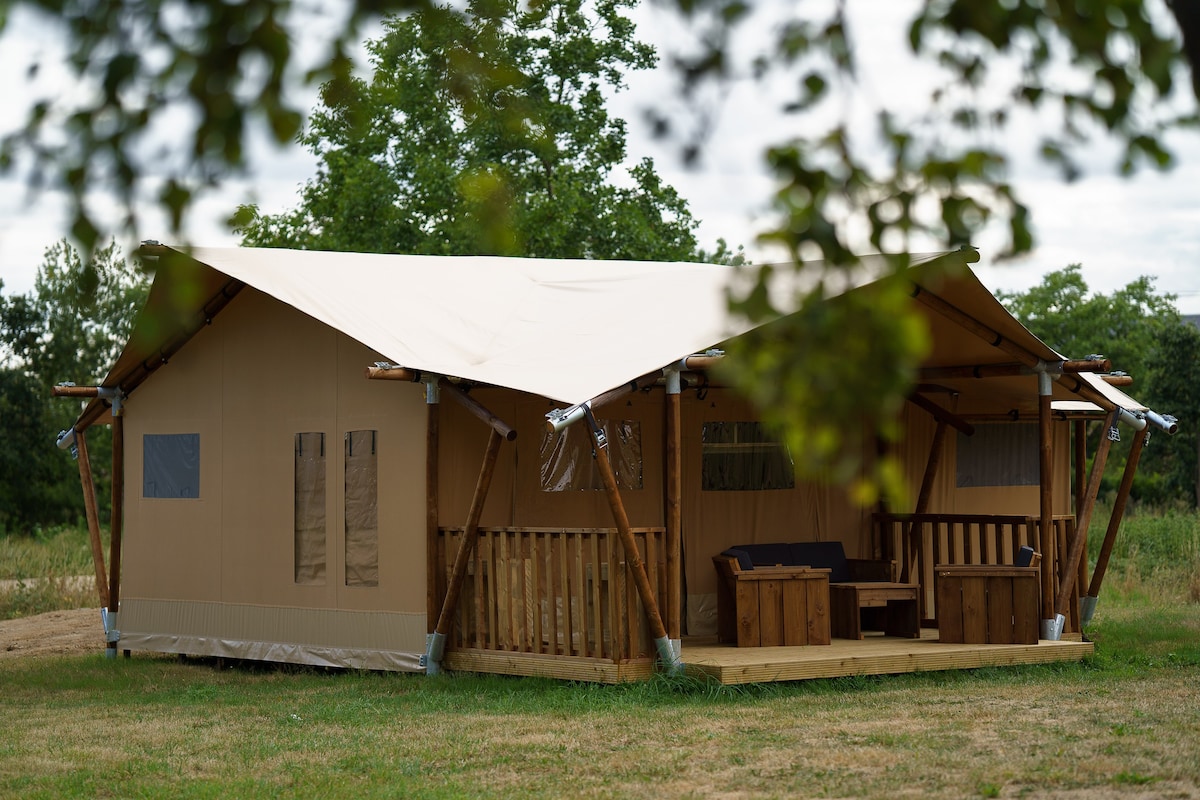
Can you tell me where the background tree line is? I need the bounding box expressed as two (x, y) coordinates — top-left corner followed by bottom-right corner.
(0, 242), (147, 532)
(2, 0), (1199, 532)
(999, 265), (1200, 508)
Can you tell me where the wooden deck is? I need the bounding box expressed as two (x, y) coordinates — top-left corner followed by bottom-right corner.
(444, 628), (1093, 684)
(684, 628), (1093, 685)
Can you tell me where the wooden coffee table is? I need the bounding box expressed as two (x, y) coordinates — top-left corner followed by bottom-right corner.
(829, 582), (921, 639)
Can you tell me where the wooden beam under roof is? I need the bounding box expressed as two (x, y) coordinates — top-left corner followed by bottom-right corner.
(918, 358), (1112, 382)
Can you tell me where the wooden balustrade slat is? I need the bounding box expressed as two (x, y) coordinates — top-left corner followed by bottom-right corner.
(876, 513), (1076, 630)
(433, 526), (670, 663)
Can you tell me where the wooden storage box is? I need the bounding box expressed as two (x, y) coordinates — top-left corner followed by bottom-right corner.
(714, 558), (831, 647)
(935, 565), (1040, 645)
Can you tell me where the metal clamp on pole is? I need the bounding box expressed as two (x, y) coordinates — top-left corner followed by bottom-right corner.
(546, 402), (590, 434)
(582, 405), (607, 450)
(424, 376), (440, 405)
(101, 608), (120, 659)
(1145, 410), (1178, 435)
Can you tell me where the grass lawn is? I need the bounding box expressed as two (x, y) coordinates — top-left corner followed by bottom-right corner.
(1, 602), (1199, 799)
(1, 512), (1198, 798)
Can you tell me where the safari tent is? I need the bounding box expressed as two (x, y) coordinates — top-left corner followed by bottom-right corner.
(54, 244), (1179, 684)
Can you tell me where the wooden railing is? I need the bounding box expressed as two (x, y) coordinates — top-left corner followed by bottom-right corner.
(873, 513), (1077, 623)
(434, 527), (671, 663)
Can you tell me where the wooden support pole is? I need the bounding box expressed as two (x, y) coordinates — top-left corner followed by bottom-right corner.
(586, 417), (670, 646)
(439, 380), (517, 442)
(1054, 411), (1117, 618)
(52, 385), (104, 398)
(426, 396), (441, 632)
(1073, 420), (1087, 521)
(1061, 358), (1113, 373)
(432, 429), (504, 641)
(108, 409), (124, 616)
(365, 365), (421, 382)
(73, 428), (109, 608)
(1087, 426), (1149, 599)
(903, 420), (947, 583)
(913, 421), (947, 518)
(918, 358), (1111, 381)
(1073, 419), (1088, 603)
(680, 354), (723, 371)
(1037, 379), (1055, 622)
(665, 387), (683, 641)
(907, 393), (975, 436)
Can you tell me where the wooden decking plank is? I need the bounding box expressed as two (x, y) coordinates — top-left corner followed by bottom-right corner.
(445, 648), (654, 683)
(683, 630), (1092, 685)
(443, 628), (1091, 685)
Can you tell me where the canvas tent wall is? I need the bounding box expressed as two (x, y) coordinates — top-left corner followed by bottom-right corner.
(118, 288), (429, 669)
(58, 244), (1170, 671)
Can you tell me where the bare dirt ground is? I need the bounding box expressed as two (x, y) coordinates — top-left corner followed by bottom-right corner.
(0, 607), (102, 660)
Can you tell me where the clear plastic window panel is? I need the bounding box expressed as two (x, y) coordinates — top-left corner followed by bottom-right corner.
(539, 420), (643, 491)
(344, 430), (379, 587)
(701, 421), (795, 491)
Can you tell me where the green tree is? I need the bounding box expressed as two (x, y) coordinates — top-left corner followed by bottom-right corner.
(1143, 321), (1200, 507)
(236, 0), (700, 261)
(0, 241), (148, 532)
(997, 266), (1197, 508)
(996, 265), (1181, 381)
(6, 0), (1200, 502)
(0, 367), (80, 532)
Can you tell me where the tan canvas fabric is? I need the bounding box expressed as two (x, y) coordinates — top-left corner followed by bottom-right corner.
(122, 289), (427, 616)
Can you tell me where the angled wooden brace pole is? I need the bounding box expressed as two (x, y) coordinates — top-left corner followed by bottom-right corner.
(1082, 426), (1149, 624)
(425, 382), (514, 675)
(51, 384), (119, 621)
(73, 428), (110, 608)
(583, 407), (679, 673)
(904, 420), (947, 583)
(1073, 419), (1088, 610)
(903, 394), (973, 582)
(1053, 409), (1119, 625)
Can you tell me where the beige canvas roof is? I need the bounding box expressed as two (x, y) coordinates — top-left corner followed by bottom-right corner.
(74, 245), (1152, 428)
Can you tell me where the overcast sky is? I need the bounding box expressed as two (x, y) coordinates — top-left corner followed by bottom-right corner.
(2, 2), (1198, 315)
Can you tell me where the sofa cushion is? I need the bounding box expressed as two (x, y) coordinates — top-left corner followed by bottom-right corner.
(731, 542), (795, 568)
(721, 548), (754, 571)
(790, 541), (850, 583)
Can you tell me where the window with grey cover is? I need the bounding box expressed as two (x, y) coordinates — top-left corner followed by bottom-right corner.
(294, 432), (327, 585)
(344, 430), (379, 587)
(956, 423), (1040, 487)
(143, 433), (200, 498)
